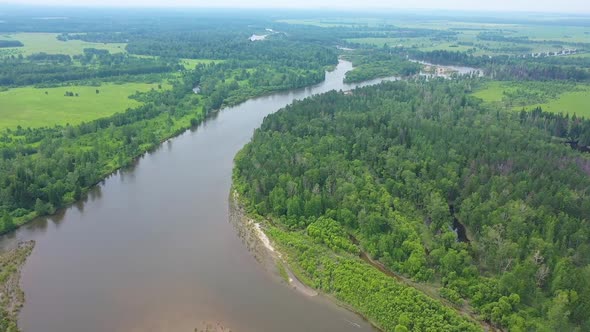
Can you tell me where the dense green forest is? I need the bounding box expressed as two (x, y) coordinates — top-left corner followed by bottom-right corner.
(401, 49), (590, 81)
(234, 80), (590, 331)
(1, 8), (589, 331)
(343, 49), (422, 83)
(0, 40), (23, 48)
(0, 49), (176, 87)
(0, 16), (339, 234)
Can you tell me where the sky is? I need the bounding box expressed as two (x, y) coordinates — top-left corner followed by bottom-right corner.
(0, 0), (589, 14)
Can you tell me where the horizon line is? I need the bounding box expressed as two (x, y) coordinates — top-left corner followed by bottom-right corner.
(1, 3), (590, 16)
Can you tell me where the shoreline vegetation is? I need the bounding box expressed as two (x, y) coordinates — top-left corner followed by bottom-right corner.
(229, 191), (319, 298)
(229, 190), (483, 332)
(232, 81), (590, 331)
(0, 241), (35, 332)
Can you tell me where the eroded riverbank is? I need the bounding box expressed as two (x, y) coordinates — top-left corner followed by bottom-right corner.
(229, 191), (319, 298)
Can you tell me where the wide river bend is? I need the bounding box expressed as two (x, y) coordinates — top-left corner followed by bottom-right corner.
(1, 60), (393, 332)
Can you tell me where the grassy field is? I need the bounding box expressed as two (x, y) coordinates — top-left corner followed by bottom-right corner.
(132, 57), (222, 69)
(0, 33), (126, 57)
(473, 81), (590, 117)
(471, 81), (509, 102)
(281, 17), (586, 57)
(347, 33), (574, 56)
(0, 82), (167, 130)
(277, 18), (383, 27)
(180, 58), (223, 69)
(526, 88), (590, 117)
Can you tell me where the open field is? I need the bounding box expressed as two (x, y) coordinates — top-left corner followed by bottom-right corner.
(131, 57), (222, 69)
(0, 33), (126, 57)
(347, 37), (472, 52)
(472, 81), (590, 117)
(277, 18), (384, 27)
(471, 81), (507, 102)
(0, 82), (166, 129)
(281, 17), (588, 57)
(347, 31), (582, 56)
(346, 36), (558, 56)
(526, 88), (590, 117)
(180, 58), (224, 69)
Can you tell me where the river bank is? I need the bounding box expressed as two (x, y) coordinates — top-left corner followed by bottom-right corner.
(229, 189), (488, 332)
(228, 190), (318, 297)
(0, 241), (34, 332)
(228, 190), (387, 329)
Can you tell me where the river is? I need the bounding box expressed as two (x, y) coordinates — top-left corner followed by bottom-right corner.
(0, 60), (394, 332)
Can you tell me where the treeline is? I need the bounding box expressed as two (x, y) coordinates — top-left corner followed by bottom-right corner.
(404, 49), (590, 81)
(343, 49), (422, 83)
(477, 31), (590, 48)
(181, 60), (329, 113)
(0, 40), (23, 48)
(60, 22), (455, 51)
(0, 49), (176, 86)
(0, 40), (336, 233)
(520, 107), (590, 147)
(61, 30), (337, 69)
(486, 61), (590, 81)
(85, 32), (337, 70)
(233, 81), (590, 331)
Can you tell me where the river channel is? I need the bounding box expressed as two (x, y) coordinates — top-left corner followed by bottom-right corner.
(0, 60), (397, 332)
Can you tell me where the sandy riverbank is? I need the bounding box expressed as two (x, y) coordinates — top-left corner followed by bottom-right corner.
(228, 190), (318, 297)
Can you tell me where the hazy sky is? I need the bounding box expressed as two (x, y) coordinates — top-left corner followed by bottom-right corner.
(1, 0), (589, 13)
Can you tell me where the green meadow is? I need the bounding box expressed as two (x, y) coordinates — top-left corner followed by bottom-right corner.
(0, 82), (165, 130)
(471, 81), (509, 103)
(330, 16), (588, 57)
(526, 88), (590, 117)
(0, 33), (126, 57)
(180, 58), (224, 69)
(473, 81), (590, 117)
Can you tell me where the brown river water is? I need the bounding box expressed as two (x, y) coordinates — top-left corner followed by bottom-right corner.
(0, 60), (395, 332)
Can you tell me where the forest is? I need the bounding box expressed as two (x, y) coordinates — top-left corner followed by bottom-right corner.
(1, 8), (589, 332)
(234, 80), (590, 331)
(343, 48), (422, 83)
(403, 49), (590, 81)
(0, 49), (175, 86)
(0, 16), (339, 233)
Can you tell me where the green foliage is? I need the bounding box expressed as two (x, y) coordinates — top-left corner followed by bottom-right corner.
(234, 80), (590, 330)
(440, 287), (463, 305)
(0, 241), (34, 332)
(306, 217), (359, 254)
(264, 225), (481, 331)
(0, 24), (338, 234)
(344, 48), (422, 83)
(0, 40), (23, 48)
(404, 49), (590, 81)
(473, 81), (590, 119)
(0, 49), (175, 87)
(0, 82), (167, 130)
